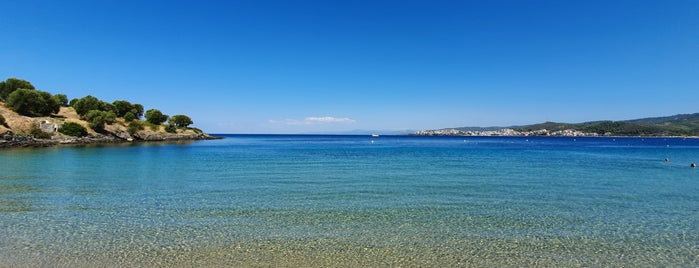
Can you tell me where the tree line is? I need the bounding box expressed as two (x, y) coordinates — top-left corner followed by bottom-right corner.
(1, 77), (194, 136)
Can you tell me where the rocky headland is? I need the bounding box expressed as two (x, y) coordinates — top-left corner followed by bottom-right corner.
(0, 102), (218, 149)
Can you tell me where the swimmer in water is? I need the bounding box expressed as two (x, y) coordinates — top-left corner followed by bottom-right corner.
(691, 163), (697, 168)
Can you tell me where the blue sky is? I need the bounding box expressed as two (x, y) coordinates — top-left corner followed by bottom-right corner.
(1, 0), (697, 134)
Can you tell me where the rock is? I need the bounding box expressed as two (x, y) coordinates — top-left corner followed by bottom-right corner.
(0, 132), (43, 148)
(2, 131), (14, 140)
(112, 130), (134, 141)
(143, 134), (165, 141)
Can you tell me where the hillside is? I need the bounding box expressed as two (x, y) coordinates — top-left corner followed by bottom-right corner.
(0, 101), (216, 148)
(516, 113), (699, 136)
(414, 113), (699, 137)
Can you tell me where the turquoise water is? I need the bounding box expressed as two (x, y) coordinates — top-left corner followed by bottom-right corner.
(1, 135), (698, 267)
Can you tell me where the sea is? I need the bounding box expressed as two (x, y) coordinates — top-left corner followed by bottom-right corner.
(1, 134), (698, 267)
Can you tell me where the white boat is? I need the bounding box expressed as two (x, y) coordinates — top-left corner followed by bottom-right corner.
(371, 133), (380, 137)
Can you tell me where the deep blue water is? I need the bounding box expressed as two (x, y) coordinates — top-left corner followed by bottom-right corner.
(1, 135), (698, 266)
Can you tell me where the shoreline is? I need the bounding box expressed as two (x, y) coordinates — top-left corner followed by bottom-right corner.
(3, 235), (694, 267)
(409, 134), (699, 139)
(219, 133), (699, 139)
(410, 128), (699, 139)
(0, 131), (221, 149)
(3, 133), (698, 149)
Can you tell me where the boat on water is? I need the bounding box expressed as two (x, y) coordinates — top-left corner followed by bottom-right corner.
(371, 133), (380, 137)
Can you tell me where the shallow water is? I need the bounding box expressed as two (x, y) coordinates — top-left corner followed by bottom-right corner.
(1, 135), (698, 267)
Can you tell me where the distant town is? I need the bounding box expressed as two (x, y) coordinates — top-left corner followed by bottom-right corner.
(413, 128), (603, 137)
(412, 113), (699, 137)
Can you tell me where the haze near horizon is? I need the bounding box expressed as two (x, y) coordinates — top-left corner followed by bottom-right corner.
(1, 0), (697, 134)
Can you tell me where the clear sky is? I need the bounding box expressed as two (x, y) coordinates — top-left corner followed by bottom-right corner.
(1, 0), (697, 134)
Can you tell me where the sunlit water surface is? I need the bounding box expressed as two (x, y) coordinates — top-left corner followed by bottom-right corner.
(1, 135), (698, 267)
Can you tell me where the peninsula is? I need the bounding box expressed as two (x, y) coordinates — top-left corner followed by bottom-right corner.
(0, 78), (217, 148)
(413, 113), (699, 137)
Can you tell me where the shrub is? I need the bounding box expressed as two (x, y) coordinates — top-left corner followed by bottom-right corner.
(127, 121), (144, 135)
(123, 112), (136, 122)
(149, 122), (160, 131)
(85, 110), (116, 131)
(165, 124), (177, 133)
(58, 122), (87, 137)
(30, 126), (52, 139)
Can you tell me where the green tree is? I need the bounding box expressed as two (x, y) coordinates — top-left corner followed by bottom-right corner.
(112, 100), (133, 117)
(131, 104), (144, 118)
(0, 78), (35, 100)
(84, 110), (116, 131)
(52, 94), (69, 106)
(123, 112), (137, 122)
(72, 95), (101, 116)
(112, 100), (144, 119)
(5, 89), (60, 116)
(72, 95), (113, 117)
(145, 109), (168, 125)
(169, 114), (193, 127)
(58, 122), (87, 137)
